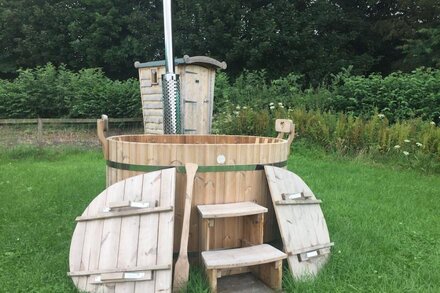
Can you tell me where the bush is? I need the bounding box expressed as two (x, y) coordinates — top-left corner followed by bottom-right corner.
(0, 63), (141, 118)
(330, 67), (440, 123)
(1, 64), (439, 126)
(213, 106), (440, 173)
(214, 67), (440, 124)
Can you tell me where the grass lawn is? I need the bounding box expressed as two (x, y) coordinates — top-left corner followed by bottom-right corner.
(0, 143), (439, 292)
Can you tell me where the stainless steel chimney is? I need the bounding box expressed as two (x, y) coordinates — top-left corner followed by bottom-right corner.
(161, 0), (181, 134)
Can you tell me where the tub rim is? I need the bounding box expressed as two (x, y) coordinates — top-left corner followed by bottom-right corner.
(106, 134), (288, 146)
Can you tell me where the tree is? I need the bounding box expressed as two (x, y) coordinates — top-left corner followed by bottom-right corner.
(401, 28), (440, 69)
(0, 0), (439, 81)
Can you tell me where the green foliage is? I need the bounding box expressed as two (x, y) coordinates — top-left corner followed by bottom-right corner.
(401, 28), (440, 69)
(1, 0), (439, 81)
(0, 63), (141, 118)
(213, 106), (440, 174)
(214, 70), (327, 114)
(0, 146), (439, 291)
(215, 67), (440, 124)
(330, 67), (440, 122)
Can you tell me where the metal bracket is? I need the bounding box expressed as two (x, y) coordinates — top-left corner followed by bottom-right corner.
(103, 201), (150, 212)
(281, 192), (312, 200)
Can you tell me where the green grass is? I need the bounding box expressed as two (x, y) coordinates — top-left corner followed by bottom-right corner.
(0, 143), (439, 292)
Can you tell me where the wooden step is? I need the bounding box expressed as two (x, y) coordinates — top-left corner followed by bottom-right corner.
(202, 244), (286, 269)
(197, 202), (267, 219)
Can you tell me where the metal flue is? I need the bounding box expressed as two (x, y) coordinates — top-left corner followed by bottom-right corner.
(161, 0), (182, 134)
(163, 0), (174, 74)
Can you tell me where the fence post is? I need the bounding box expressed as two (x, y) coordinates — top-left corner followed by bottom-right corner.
(37, 118), (43, 143)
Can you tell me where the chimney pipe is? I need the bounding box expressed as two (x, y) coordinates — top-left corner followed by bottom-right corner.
(161, 0), (182, 134)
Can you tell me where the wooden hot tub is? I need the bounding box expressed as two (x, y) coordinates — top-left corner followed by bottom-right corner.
(97, 118), (294, 253)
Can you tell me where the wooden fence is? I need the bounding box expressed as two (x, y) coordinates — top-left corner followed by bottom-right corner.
(0, 118), (143, 141)
(0, 118), (142, 125)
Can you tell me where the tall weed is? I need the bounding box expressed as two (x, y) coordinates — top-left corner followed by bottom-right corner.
(213, 106), (440, 173)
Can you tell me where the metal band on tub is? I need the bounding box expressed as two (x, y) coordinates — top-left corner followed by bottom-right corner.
(106, 160), (288, 173)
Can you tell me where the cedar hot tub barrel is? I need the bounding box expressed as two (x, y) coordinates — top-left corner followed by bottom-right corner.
(97, 118), (295, 253)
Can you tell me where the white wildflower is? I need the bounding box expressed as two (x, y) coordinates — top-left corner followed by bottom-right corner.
(236, 105), (241, 110)
(280, 105), (284, 108)
(378, 114), (385, 119)
(416, 142), (423, 147)
(394, 145), (401, 149)
(269, 102), (274, 106)
(403, 151), (409, 156)
(270, 106), (275, 110)
(242, 106), (247, 110)
(404, 139), (410, 143)
(430, 121), (436, 126)
(278, 102), (283, 106)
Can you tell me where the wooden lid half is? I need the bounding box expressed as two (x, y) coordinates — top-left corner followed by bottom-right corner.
(68, 169), (176, 292)
(265, 166), (333, 279)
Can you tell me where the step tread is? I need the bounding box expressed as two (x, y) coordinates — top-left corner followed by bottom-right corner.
(197, 202), (267, 219)
(202, 244), (286, 269)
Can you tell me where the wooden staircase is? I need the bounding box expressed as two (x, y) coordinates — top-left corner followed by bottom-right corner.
(197, 202), (287, 293)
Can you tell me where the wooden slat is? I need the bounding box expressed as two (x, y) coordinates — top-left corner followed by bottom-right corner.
(69, 201), (91, 288)
(275, 199), (322, 205)
(75, 206), (173, 221)
(98, 180), (126, 272)
(144, 117), (163, 124)
(135, 171), (164, 292)
(90, 272), (153, 284)
(154, 168), (176, 292)
(143, 103), (163, 109)
(143, 109), (163, 117)
(197, 202), (267, 219)
(142, 94), (162, 101)
(140, 86), (162, 93)
(82, 187), (109, 291)
(202, 244), (286, 270)
(68, 264), (171, 277)
(224, 143), (237, 248)
(115, 174), (144, 292)
(242, 213), (264, 247)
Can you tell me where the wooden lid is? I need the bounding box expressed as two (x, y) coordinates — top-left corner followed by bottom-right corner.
(68, 169), (176, 292)
(264, 166), (333, 279)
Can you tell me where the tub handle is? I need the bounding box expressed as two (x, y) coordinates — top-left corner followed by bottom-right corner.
(97, 114), (109, 160)
(275, 119), (295, 154)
